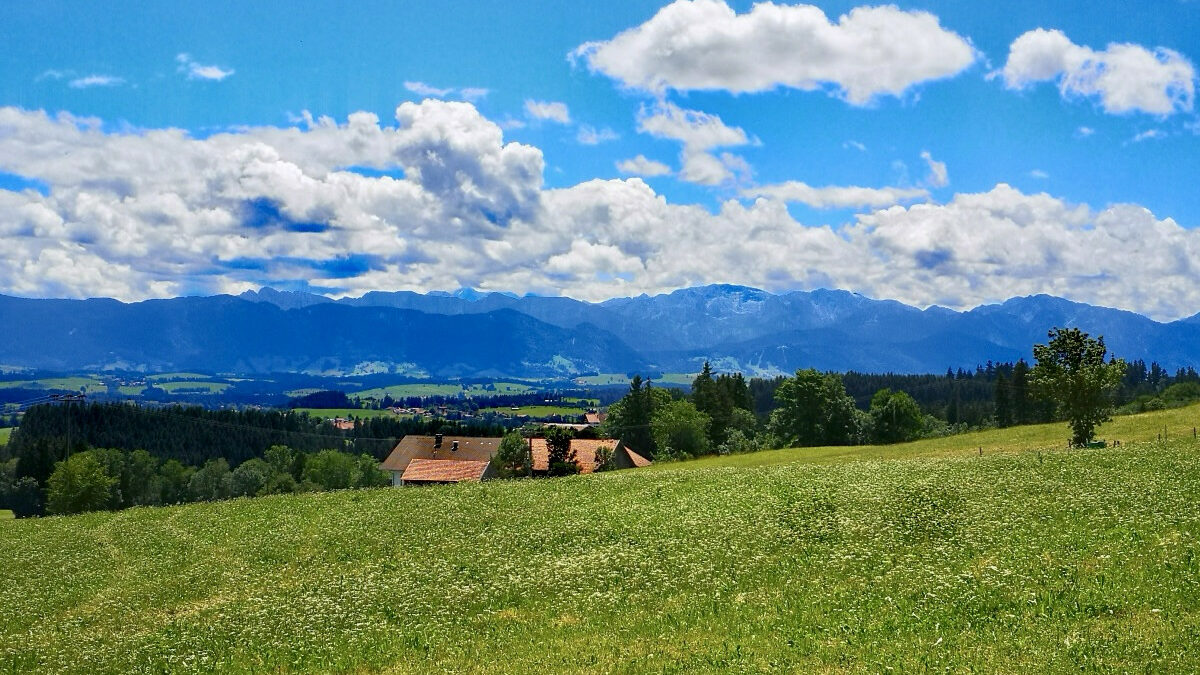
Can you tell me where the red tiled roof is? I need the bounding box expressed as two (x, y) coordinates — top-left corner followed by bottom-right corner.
(380, 435), (501, 472)
(530, 438), (616, 474)
(401, 458), (490, 483)
(584, 412), (606, 425)
(624, 447), (652, 468)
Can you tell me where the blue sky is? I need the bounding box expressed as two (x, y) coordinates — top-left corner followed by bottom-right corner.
(1, 1), (1199, 318)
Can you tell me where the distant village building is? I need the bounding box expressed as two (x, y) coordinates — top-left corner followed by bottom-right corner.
(584, 411), (607, 426)
(542, 422), (591, 432)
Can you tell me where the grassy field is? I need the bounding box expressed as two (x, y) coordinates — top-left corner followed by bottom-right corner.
(573, 373), (697, 387)
(353, 383), (468, 399)
(663, 403), (1200, 472)
(477, 405), (586, 418)
(154, 380), (231, 394)
(3, 407), (1200, 671)
(0, 427), (11, 446)
(0, 376), (106, 393)
(146, 373), (211, 382)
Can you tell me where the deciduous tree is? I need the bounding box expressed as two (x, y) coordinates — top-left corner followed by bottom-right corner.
(46, 452), (117, 515)
(1031, 327), (1126, 446)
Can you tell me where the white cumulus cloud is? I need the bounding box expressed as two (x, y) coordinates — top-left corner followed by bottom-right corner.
(616, 155), (671, 177)
(577, 125), (619, 145)
(405, 82), (490, 101)
(68, 75), (125, 89)
(637, 102), (751, 185)
(524, 100), (571, 124)
(920, 150), (949, 188)
(176, 53), (235, 81)
(744, 182), (929, 209)
(573, 0), (978, 104)
(404, 81), (452, 97)
(1001, 28), (1195, 115)
(1, 104), (1199, 320)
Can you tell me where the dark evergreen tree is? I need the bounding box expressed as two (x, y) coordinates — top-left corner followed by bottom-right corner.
(994, 373), (1013, 427)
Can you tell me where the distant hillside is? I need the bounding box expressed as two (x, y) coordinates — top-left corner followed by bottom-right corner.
(2, 286), (1199, 376)
(0, 295), (643, 377)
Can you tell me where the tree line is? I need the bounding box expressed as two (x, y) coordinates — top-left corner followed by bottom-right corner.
(0, 402), (505, 518)
(599, 328), (1158, 460)
(1, 443), (389, 517)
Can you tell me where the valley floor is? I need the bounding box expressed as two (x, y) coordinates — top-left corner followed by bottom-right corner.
(3, 407), (1200, 672)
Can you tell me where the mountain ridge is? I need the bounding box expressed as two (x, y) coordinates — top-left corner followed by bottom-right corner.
(2, 286), (1196, 376)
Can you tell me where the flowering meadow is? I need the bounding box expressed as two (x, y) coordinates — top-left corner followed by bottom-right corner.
(3, 437), (1200, 672)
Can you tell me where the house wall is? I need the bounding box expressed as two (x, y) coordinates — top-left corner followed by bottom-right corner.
(611, 441), (636, 470)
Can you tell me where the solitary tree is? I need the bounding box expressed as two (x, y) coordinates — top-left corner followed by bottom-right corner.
(1031, 327), (1126, 447)
(650, 400), (711, 460)
(46, 452), (117, 515)
(494, 431), (530, 478)
(868, 389), (924, 444)
(768, 369), (861, 447)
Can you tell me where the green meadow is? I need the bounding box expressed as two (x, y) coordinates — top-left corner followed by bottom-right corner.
(154, 380), (231, 394)
(3, 406), (1200, 672)
(574, 372), (697, 387)
(0, 376), (106, 393)
(477, 404), (586, 418)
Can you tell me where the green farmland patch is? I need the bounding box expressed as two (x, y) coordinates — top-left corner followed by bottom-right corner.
(572, 373), (629, 386)
(146, 373), (211, 382)
(154, 380), (231, 394)
(352, 383), (466, 399)
(477, 405), (585, 418)
(0, 377), (106, 393)
(0, 427), (11, 446)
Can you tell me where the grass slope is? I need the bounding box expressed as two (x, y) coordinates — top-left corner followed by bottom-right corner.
(4, 409), (1200, 672)
(666, 403), (1200, 472)
(0, 377), (105, 393)
(0, 427), (11, 446)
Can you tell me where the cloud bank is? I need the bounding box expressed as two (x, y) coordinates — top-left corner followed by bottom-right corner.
(573, 0), (977, 104)
(1, 102), (1198, 320)
(1001, 29), (1196, 115)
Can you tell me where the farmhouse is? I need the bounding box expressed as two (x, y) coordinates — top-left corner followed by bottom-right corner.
(380, 434), (500, 486)
(380, 433), (653, 485)
(529, 438), (651, 474)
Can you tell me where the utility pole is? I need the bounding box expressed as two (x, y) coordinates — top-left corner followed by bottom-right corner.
(50, 393), (86, 460)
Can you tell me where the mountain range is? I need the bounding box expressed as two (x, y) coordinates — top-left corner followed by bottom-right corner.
(2, 285), (1198, 378)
